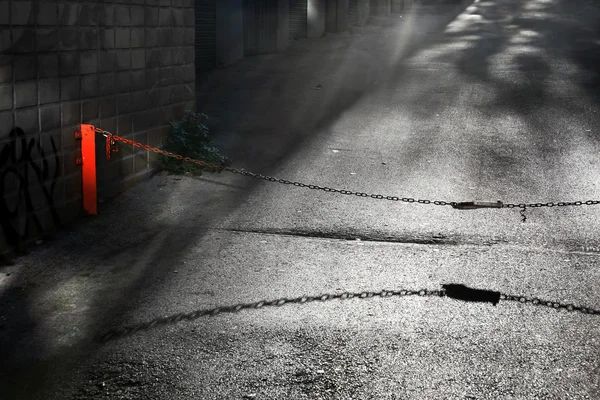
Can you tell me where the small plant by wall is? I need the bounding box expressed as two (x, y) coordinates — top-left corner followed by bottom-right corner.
(160, 111), (229, 175)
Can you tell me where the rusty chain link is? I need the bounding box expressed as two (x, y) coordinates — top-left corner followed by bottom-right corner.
(96, 129), (600, 218)
(98, 288), (599, 342)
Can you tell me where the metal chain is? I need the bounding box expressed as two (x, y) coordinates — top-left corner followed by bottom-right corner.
(97, 129), (600, 213)
(98, 288), (599, 342)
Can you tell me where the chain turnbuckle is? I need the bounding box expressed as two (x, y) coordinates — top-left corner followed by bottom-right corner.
(452, 201), (504, 210)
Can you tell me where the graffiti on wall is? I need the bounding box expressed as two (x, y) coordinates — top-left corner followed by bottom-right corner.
(0, 127), (61, 249)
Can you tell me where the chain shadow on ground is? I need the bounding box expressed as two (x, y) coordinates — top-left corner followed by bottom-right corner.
(98, 283), (600, 343)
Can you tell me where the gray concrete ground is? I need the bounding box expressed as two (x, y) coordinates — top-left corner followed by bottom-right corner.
(2, 0), (600, 398)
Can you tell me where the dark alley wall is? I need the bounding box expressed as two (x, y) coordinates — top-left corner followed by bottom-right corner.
(0, 0), (195, 253)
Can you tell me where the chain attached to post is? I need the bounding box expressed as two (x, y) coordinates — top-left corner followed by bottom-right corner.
(88, 127), (600, 221)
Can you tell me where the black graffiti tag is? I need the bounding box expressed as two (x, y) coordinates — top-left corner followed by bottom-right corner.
(0, 128), (61, 248)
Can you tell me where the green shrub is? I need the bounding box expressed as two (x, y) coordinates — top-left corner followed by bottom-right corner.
(160, 110), (229, 176)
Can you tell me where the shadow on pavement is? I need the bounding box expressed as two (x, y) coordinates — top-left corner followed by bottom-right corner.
(98, 284), (599, 343)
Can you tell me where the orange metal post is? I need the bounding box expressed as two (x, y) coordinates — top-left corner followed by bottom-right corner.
(76, 124), (98, 215)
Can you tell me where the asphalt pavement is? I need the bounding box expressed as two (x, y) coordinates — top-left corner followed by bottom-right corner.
(1, 0), (600, 399)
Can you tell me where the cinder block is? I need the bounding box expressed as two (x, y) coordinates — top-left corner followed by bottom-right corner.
(183, 47), (194, 63)
(145, 28), (159, 47)
(82, 100), (99, 121)
(80, 52), (98, 74)
(115, 28), (131, 48)
(81, 74), (99, 98)
(130, 70), (146, 90)
(159, 106), (172, 124)
(101, 28), (116, 49)
(59, 28), (79, 51)
(79, 4), (99, 26)
(78, 28), (99, 50)
(39, 79), (60, 104)
(144, 108), (160, 128)
(131, 91), (148, 113)
(58, 3), (81, 25)
(159, 0), (171, 6)
(131, 49), (145, 69)
(171, 48), (184, 65)
(159, 8), (173, 26)
(59, 52), (80, 76)
(171, 28), (184, 46)
(115, 6), (131, 26)
(0, 85), (13, 111)
(14, 82), (38, 109)
(117, 115), (133, 135)
(0, 30), (9, 54)
(11, 1), (34, 25)
(97, 51), (116, 72)
(61, 102), (81, 127)
(36, 28), (58, 51)
(102, 4), (115, 26)
(182, 65), (194, 82)
(13, 55), (37, 81)
(13, 28), (36, 52)
(184, 85), (194, 101)
(0, 64), (11, 83)
(159, 87), (170, 105)
(38, 54), (59, 78)
(131, 28), (145, 47)
(158, 66), (172, 82)
(159, 28), (172, 47)
(134, 151), (148, 173)
(117, 93), (132, 114)
(145, 7), (159, 26)
(116, 71), (132, 91)
(0, 111), (13, 139)
(159, 48), (172, 67)
(173, 102), (186, 120)
(38, 2), (59, 25)
(146, 68), (159, 87)
(116, 50), (131, 70)
(15, 108), (39, 134)
(60, 77), (80, 101)
(183, 10), (194, 26)
(183, 28), (194, 45)
(172, 8), (184, 26)
(131, 6), (145, 26)
(132, 111), (147, 132)
(98, 73), (116, 96)
(0, 1), (8, 25)
(145, 49), (161, 68)
(99, 97), (117, 118)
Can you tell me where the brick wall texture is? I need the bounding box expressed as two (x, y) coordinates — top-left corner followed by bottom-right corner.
(0, 0), (195, 252)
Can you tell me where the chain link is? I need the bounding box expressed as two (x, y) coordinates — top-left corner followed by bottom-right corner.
(96, 129), (600, 213)
(98, 288), (598, 342)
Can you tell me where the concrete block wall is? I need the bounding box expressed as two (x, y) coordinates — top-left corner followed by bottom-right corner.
(0, 0), (195, 253)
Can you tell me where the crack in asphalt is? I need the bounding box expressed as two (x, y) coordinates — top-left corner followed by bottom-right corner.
(222, 228), (483, 246)
(220, 228), (600, 256)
